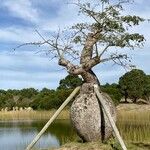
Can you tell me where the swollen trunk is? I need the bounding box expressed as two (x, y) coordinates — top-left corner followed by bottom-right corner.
(70, 71), (116, 142)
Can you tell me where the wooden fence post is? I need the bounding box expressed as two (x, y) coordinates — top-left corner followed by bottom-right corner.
(94, 84), (127, 150)
(25, 86), (80, 150)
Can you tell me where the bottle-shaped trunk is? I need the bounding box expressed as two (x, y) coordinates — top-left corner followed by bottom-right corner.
(70, 71), (116, 142)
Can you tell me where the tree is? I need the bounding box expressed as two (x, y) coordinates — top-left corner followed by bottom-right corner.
(17, 0), (146, 142)
(119, 69), (146, 103)
(101, 83), (122, 105)
(31, 88), (55, 110)
(143, 75), (150, 102)
(31, 88), (73, 110)
(19, 88), (38, 99)
(0, 90), (15, 109)
(57, 75), (82, 89)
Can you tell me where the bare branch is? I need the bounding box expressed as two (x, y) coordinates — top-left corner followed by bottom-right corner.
(36, 30), (62, 58)
(101, 54), (127, 63)
(35, 30), (47, 41)
(13, 41), (47, 51)
(99, 44), (110, 58)
(100, 53), (132, 70)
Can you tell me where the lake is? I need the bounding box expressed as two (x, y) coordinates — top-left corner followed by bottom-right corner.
(0, 120), (77, 150)
(0, 112), (150, 150)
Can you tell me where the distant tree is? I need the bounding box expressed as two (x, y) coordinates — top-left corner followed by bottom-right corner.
(0, 94), (6, 109)
(6, 89), (20, 96)
(31, 88), (72, 110)
(143, 75), (150, 102)
(119, 69), (146, 103)
(31, 89), (55, 110)
(19, 88), (38, 99)
(5, 98), (16, 109)
(10, 88), (38, 108)
(101, 83), (122, 105)
(0, 90), (6, 108)
(0, 89), (6, 95)
(119, 77), (129, 103)
(40, 88), (55, 95)
(0, 90), (14, 109)
(55, 88), (74, 107)
(57, 75), (82, 89)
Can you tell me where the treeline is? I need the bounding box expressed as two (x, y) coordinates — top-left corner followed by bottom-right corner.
(0, 75), (82, 110)
(0, 69), (150, 110)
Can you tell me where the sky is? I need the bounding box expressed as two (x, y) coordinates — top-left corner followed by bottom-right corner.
(0, 0), (150, 90)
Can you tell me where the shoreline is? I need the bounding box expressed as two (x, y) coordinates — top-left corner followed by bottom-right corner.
(0, 109), (70, 121)
(0, 104), (149, 121)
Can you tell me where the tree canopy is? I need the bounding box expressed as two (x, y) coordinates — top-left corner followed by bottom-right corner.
(17, 0), (146, 84)
(119, 69), (147, 103)
(57, 75), (82, 89)
(143, 75), (150, 102)
(101, 83), (122, 105)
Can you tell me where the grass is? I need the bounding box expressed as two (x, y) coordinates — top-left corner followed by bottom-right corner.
(112, 105), (150, 150)
(32, 142), (112, 150)
(50, 142), (112, 150)
(117, 108), (150, 144)
(0, 109), (69, 121)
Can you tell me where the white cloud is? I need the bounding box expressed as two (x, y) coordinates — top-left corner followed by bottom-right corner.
(0, 51), (62, 72)
(2, 0), (39, 23)
(0, 69), (65, 82)
(94, 63), (127, 84)
(40, 2), (85, 31)
(0, 80), (57, 90)
(0, 27), (42, 43)
(134, 0), (145, 4)
(0, 51), (67, 89)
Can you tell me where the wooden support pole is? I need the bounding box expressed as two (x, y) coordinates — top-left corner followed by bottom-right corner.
(25, 86), (80, 150)
(94, 84), (127, 150)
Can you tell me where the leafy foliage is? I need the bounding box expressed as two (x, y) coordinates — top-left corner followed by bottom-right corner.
(57, 75), (82, 89)
(31, 88), (73, 110)
(71, 0), (145, 53)
(119, 69), (147, 103)
(101, 83), (122, 105)
(0, 75), (81, 110)
(143, 75), (150, 101)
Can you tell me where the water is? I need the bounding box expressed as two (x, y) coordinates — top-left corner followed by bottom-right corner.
(0, 120), (76, 150)
(1, 119), (150, 150)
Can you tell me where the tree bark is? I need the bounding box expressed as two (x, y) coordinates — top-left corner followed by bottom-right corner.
(124, 93), (128, 103)
(70, 71), (116, 142)
(133, 97), (137, 103)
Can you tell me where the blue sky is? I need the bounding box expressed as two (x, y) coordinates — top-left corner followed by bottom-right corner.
(0, 0), (150, 90)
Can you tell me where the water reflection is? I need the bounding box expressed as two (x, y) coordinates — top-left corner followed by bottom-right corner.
(0, 120), (77, 150)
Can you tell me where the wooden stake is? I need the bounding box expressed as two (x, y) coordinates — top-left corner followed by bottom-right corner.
(25, 86), (80, 150)
(94, 84), (127, 150)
